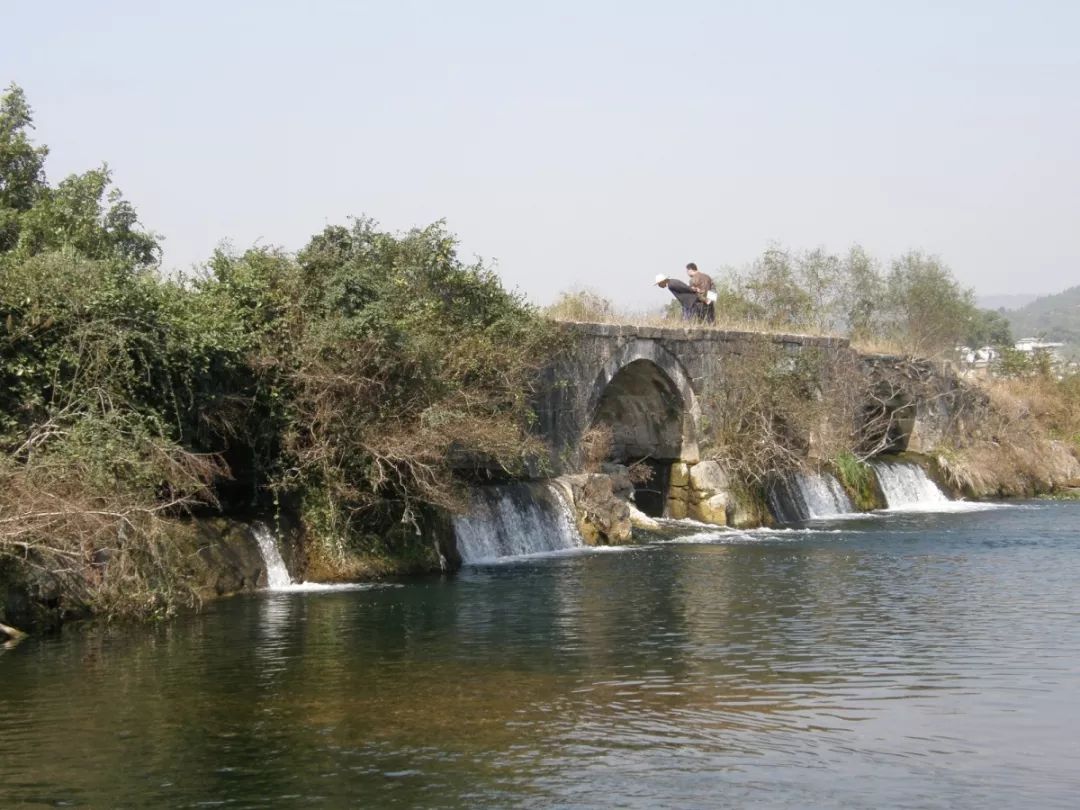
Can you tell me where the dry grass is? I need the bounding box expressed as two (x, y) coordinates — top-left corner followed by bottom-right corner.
(580, 424), (614, 473)
(850, 334), (915, 357)
(932, 374), (1080, 496)
(0, 458), (218, 619)
(545, 306), (839, 340)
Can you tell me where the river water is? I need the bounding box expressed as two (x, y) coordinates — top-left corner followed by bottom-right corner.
(3, 501), (1079, 809)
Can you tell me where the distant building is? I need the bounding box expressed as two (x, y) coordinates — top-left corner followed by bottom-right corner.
(1012, 338), (1069, 378)
(955, 345), (998, 378)
(1014, 337), (1065, 357)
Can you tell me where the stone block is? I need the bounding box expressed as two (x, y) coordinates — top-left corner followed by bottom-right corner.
(667, 484), (689, 504)
(689, 460), (729, 494)
(689, 494), (727, 526)
(670, 462), (690, 488)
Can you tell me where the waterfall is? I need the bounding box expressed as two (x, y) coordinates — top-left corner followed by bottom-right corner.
(453, 482), (584, 563)
(768, 470), (854, 523)
(252, 523), (293, 589)
(872, 460), (950, 509)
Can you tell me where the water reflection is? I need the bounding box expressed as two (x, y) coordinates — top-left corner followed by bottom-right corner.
(2, 503), (1080, 808)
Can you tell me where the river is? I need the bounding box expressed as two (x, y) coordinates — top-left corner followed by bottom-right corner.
(2, 501), (1079, 808)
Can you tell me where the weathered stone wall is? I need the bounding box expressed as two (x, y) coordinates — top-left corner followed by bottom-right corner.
(533, 322), (851, 475)
(525, 322), (977, 529)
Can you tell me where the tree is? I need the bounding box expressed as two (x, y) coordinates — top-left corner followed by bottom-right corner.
(796, 247), (846, 332)
(884, 251), (977, 356)
(12, 165), (160, 266)
(840, 245), (884, 340)
(545, 289), (614, 322)
(0, 84), (158, 267)
(964, 308), (1013, 348)
(742, 246), (813, 328)
(0, 83), (49, 251)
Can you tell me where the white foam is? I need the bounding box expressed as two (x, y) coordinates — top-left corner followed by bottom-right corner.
(877, 500), (1010, 514)
(265, 582), (396, 593)
(464, 543), (637, 565)
(649, 525), (856, 548)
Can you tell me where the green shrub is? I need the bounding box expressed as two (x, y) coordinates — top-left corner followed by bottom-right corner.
(831, 451), (880, 510)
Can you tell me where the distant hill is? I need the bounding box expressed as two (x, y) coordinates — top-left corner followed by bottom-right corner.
(976, 293), (1039, 311)
(1004, 286), (1080, 346)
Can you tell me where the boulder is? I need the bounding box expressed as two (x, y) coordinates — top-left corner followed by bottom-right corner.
(689, 460), (729, 494)
(185, 519), (269, 597)
(565, 473), (633, 545)
(689, 494), (727, 526)
(627, 504), (661, 531)
(727, 490), (769, 528)
(600, 463), (636, 500)
(0, 621), (27, 645)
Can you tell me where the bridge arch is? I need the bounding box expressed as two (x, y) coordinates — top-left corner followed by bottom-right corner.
(584, 339), (701, 466)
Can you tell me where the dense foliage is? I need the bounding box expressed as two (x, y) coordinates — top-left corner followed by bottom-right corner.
(711, 245), (1012, 356)
(0, 84), (557, 617)
(546, 245), (1015, 358)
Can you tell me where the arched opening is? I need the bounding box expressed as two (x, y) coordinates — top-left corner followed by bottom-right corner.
(861, 389), (915, 455)
(589, 359), (687, 516)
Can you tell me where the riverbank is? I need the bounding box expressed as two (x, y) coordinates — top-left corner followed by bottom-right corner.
(6, 438), (1078, 634)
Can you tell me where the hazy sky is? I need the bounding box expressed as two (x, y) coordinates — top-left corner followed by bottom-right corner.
(4, 1), (1078, 309)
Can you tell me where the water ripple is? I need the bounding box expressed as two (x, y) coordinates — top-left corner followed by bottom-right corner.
(2, 501), (1079, 808)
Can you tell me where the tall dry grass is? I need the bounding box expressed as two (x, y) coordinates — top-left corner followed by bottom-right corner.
(933, 374), (1080, 496)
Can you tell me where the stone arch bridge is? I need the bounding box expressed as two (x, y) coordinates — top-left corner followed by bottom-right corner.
(533, 322), (845, 468)
(527, 322), (947, 516)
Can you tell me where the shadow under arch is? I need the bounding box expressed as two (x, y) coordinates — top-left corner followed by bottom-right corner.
(583, 340), (700, 513)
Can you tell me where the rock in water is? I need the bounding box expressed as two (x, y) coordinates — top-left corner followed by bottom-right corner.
(1, 621), (28, 644)
(628, 504), (661, 531)
(565, 473), (633, 544)
(690, 494), (728, 525)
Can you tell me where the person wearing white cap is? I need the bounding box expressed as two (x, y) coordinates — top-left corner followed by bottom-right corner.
(654, 273), (700, 320)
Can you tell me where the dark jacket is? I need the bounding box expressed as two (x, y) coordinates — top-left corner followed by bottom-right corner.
(664, 278), (699, 309)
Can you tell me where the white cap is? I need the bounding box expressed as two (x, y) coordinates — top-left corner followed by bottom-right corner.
(654, 274), (668, 285)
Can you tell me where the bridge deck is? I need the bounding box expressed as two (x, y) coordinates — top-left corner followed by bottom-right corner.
(554, 320), (850, 349)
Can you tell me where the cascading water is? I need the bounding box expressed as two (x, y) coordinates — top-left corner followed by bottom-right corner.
(872, 460), (950, 509)
(252, 522), (293, 589)
(768, 470), (855, 523)
(453, 482), (584, 563)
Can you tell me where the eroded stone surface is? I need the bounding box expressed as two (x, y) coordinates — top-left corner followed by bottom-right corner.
(690, 494), (728, 526)
(564, 473), (632, 545)
(532, 322), (849, 476)
(690, 460), (728, 493)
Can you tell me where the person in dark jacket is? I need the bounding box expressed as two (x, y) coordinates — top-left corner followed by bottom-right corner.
(655, 274), (700, 320)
